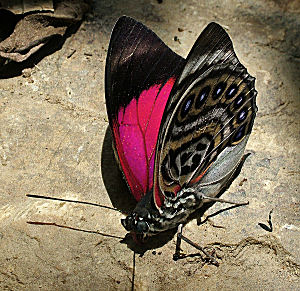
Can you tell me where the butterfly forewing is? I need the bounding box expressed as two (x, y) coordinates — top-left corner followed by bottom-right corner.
(105, 16), (185, 201)
(153, 22), (257, 208)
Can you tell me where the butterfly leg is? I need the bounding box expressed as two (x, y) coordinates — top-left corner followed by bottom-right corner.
(173, 224), (219, 265)
(202, 195), (249, 206)
(173, 224), (184, 260)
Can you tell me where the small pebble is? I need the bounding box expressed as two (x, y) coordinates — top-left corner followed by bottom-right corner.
(174, 36), (181, 44)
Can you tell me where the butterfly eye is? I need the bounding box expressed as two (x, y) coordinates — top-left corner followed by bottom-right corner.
(136, 220), (149, 233)
(233, 124), (246, 142)
(195, 86), (210, 108)
(121, 216), (135, 231)
(234, 93), (245, 108)
(181, 94), (195, 118)
(237, 107), (248, 123)
(213, 82), (226, 99)
(226, 84), (238, 99)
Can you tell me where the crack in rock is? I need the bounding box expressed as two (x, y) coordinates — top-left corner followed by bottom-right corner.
(208, 235), (300, 276)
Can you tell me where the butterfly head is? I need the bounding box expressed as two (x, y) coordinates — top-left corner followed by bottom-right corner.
(121, 213), (150, 236)
(121, 200), (162, 238)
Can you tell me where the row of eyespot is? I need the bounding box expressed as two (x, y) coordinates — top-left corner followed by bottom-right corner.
(181, 82), (248, 119)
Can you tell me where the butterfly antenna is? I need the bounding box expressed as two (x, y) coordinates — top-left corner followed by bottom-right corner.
(26, 221), (123, 239)
(26, 194), (119, 212)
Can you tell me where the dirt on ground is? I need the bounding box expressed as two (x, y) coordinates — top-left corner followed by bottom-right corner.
(0, 0), (299, 290)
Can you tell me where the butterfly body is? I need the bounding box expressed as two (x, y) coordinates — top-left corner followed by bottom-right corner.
(122, 133), (250, 235)
(105, 16), (257, 237)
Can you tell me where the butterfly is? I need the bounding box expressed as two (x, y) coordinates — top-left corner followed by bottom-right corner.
(105, 16), (257, 242)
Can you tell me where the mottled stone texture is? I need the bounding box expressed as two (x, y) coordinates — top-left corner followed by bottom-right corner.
(0, 0), (299, 290)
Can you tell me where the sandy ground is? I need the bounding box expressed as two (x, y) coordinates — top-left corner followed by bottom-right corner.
(0, 0), (299, 290)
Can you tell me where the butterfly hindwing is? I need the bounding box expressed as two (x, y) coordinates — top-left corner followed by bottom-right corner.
(153, 22), (257, 208)
(105, 16), (185, 201)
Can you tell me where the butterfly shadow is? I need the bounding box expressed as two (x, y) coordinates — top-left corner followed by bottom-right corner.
(101, 126), (137, 214)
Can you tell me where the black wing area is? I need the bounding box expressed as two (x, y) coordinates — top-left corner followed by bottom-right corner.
(105, 16), (185, 119)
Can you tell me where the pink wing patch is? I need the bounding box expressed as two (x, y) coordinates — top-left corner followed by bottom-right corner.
(112, 77), (176, 201)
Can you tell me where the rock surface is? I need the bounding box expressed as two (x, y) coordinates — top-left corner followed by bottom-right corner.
(0, 0), (299, 290)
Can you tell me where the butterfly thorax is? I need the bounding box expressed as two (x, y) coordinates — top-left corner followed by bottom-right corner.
(121, 187), (206, 236)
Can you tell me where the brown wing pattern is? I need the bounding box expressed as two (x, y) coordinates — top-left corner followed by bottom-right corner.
(153, 23), (257, 204)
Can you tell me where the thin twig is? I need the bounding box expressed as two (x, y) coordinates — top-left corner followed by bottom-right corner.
(131, 251), (136, 291)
